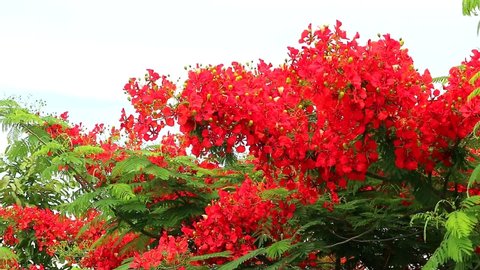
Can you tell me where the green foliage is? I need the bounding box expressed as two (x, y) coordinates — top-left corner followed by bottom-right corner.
(188, 251), (232, 263)
(259, 187), (291, 200)
(446, 212), (477, 239)
(1, 49), (480, 270)
(265, 239), (292, 260)
(0, 246), (18, 260)
(463, 0), (480, 16)
(433, 76), (450, 84)
(415, 195), (480, 269)
(218, 248), (267, 270)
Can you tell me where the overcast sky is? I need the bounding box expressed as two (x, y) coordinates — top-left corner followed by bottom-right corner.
(0, 0), (479, 151)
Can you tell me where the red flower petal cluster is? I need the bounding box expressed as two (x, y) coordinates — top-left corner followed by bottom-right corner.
(148, 22), (436, 193)
(131, 232), (189, 269)
(182, 178), (296, 265)
(80, 232), (138, 270)
(0, 205), (82, 256)
(121, 69), (176, 145)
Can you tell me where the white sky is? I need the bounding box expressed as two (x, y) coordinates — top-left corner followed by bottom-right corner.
(0, 0), (479, 151)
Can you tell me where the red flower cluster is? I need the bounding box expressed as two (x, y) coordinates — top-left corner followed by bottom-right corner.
(80, 232), (138, 270)
(121, 69), (176, 144)
(120, 22), (477, 200)
(0, 205), (82, 256)
(182, 178), (296, 264)
(45, 121), (105, 148)
(4, 21), (480, 269)
(418, 50), (480, 170)
(119, 22), (480, 197)
(131, 232), (189, 269)
(0, 206), (138, 269)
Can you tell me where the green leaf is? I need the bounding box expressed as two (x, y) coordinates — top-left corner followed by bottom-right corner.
(111, 156), (151, 178)
(0, 246), (17, 260)
(218, 248), (266, 270)
(467, 163), (480, 187)
(113, 257), (134, 270)
(432, 76), (449, 84)
(266, 239), (292, 260)
(445, 211), (477, 238)
(463, 0), (480, 16)
(109, 183), (136, 200)
(469, 71), (480, 85)
(461, 195), (480, 208)
(32, 141), (64, 157)
(260, 187), (291, 200)
(73, 145), (104, 155)
(143, 165), (171, 180)
(0, 175), (10, 190)
(446, 236), (473, 262)
(467, 87), (480, 101)
(423, 240), (448, 270)
(189, 251), (231, 262)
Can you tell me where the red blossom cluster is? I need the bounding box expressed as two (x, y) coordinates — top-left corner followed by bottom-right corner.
(131, 232), (189, 269)
(0, 205), (82, 256)
(181, 178), (296, 265)
(120, 69), (177, 145)
(80, 232), (138, 270)
(122, 22), (480, 198)
(3, 21), (480, 269)
(0, 206), (138, 269)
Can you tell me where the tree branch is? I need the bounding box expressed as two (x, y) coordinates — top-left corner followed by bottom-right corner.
(22, 123), (96, 192)
(329, 229), (420, 243)
(365, 172), (389, 182)
(325, 227), (375, 249)
(111, 207), (160, 239)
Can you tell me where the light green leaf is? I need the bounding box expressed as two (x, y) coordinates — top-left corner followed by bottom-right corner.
(461, 195), (480, 208)
(469, 71), (480, 85)
(467, 87), (480, 101)
(260, 187), (291, 200)
(266, 239), (292, 260)
(445, 211), (477, 239)
(109, 183), (135, 200)
(446, 236), (473, 262)
(73, 145), (104, 155)
(467, 164), (480, 187)
(0, 246), (17, 260)
(218, 248), (266, 270)
(189, 251), (231, 262)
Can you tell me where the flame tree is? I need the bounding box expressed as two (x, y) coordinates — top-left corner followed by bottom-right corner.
(1, 22), (480, 269)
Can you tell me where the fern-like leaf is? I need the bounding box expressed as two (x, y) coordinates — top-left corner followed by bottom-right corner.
(461, 195), (480, 208)
(432, 76), (449, 84)
(0, 246), (17, 260)
(189, 251), (231, 262)
(260, 187), (291, 200)
(109, 183), (136, 200)
(463, 0), (480, 16)
(73, 145), (104, 156)
(218, 248), (266, 270)
(467, 87), (480, 101)
(446, 211), (477, 238)
(446, 236), (473, 262)
(423, 239), (448, 270)
(266, 239), (292, 260)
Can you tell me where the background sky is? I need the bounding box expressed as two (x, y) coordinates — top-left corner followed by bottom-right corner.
(0, 0), (479, 151)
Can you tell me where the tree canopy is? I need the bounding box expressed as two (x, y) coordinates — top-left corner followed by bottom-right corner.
(1, 21), (480, 269)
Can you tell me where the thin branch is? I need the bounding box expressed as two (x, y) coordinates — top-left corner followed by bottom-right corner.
(22, 123), (95, 192)
(365, 172), (389, 182)
(111, 207), (160, 239)
(330, 229), (420, 243)
(442, 170), (452, 199)
(325, 227), (375, 249)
